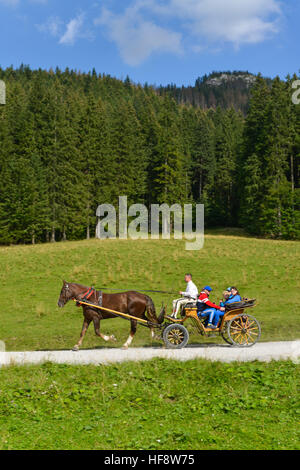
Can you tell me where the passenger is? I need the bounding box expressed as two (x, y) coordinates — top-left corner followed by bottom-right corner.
(220, 290), (231, 308)
(225, 286), (242, 304)
(197, 286), (225, 329)
(210, 287), (243, 329)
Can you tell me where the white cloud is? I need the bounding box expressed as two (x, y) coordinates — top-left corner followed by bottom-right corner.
(36, 16), (63, 37)
(95, 6), (182, 66)
(59, 13), (85, 46)
(166, 0), (281, 45)
(95, 0), (282, 65)
(37, 11), (94, 46)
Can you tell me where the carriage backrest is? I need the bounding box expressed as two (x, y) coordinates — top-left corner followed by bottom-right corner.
(223, 308), (245, 321)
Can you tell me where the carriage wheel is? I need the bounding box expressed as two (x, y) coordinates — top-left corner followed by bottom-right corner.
(163, 324), (189, 349)
(221, 321), (233, 345)
(227, 314), (261, 347)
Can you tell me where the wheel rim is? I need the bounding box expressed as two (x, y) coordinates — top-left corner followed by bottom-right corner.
(167, 327), (185, 345)
(228, 315), (261, 347)
(221, 321), (233, 345)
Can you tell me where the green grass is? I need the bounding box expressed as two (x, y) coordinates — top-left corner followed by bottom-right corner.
(0, 234), (299, 450)
(0, 359), (299, 450)
(0, 234), (299, 351)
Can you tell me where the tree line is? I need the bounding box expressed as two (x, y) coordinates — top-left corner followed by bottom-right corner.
(0, 65), (299, 244)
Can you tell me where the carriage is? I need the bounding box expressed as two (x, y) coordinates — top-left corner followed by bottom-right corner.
(71, 293), (260, 349)
(58, 282), (261, 350)
(162, 299), (261, 349)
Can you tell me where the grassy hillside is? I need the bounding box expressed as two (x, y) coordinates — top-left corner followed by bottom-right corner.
(0, 360), (299, 450)
(0, 232), (299, 351)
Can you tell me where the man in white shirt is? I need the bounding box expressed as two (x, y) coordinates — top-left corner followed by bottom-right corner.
(172, 273), (198, 318)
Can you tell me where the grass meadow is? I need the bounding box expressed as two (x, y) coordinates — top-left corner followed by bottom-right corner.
(0, 230), (299, 351)
(0, 360), (299, 450)
(0, 231), (299, 450)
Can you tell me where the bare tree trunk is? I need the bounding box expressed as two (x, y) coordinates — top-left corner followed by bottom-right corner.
(87, 203), (90, 240)
(291, 153), (295, 223)
(51, 226), (56, 243)
(291, 153), (295, 194)
(277, 204), (282, 238)
(199, 169), (203, 200)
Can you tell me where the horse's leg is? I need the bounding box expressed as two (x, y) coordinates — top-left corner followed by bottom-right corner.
(122, 320), (137, 349)
(150, 327), (161, 342)
(73, 318), (91, 351)
(93, 317), (116, 343)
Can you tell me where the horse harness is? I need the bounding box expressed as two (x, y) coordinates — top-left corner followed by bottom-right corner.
(75, 287), (102, 309)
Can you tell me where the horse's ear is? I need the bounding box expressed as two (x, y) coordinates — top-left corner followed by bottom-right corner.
(63, 280), (66, 284)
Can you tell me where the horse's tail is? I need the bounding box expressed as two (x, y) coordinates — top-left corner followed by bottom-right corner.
(145, 296), (165, 324)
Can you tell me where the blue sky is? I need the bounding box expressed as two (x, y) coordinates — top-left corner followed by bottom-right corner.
(0, 0), (299, 86)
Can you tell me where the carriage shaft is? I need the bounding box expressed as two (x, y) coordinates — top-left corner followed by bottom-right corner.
(73, 299), (160, 328)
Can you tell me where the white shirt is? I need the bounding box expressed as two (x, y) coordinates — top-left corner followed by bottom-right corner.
(182, 280), (198, 300)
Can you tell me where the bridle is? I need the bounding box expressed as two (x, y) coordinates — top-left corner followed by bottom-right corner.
(64, 283), (96, 306)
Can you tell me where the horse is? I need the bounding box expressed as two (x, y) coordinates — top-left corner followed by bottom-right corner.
(57, 281), (165, 350)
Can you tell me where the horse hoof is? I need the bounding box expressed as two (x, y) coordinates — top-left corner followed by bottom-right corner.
(72, 345), (79, 351)
(111, 335), (117, 342)
(122, 345), (129, 350)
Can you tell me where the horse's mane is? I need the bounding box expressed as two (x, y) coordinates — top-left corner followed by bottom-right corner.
(70, 282), (91, 290)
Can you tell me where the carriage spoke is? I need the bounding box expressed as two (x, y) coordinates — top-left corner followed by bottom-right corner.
(168, 328), (184, 345)
(235, 333), (244, 344)
(227, 314), (261, 347)
(247, 330), (259, 336)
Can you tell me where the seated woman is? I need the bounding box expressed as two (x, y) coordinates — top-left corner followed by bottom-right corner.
(210, 287), (242, 328)
(225, 287), (242, 305)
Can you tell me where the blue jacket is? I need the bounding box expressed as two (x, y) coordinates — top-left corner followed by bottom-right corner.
(220, 294), (241, 307)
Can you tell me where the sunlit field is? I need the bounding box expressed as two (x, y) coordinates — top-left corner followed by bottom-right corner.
(0, 360), (299, 450)
(0, 230), (299, 351)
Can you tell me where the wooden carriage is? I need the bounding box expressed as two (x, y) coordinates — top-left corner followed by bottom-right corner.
(162, 299), (261, 349)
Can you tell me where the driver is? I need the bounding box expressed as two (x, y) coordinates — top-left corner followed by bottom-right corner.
(171, 273), (198, 318)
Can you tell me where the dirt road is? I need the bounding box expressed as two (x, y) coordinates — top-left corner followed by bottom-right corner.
(0, 341), (299, 367)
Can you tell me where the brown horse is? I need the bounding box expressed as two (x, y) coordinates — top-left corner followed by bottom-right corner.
(57, 281), (165, 350)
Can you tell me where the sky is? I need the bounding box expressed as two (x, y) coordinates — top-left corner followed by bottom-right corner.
(0, 0), (299, 86)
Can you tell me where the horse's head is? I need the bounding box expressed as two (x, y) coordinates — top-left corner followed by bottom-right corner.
(57, 280), (74, 308)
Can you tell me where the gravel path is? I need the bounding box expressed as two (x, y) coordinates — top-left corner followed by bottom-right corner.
(0, 341), (299, 367)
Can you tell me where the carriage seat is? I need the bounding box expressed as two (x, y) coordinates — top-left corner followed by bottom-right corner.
(225, 299), (256, 311)
(184, 301), (197, 309)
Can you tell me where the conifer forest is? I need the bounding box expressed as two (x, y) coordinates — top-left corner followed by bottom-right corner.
(0, 66), (299, 244)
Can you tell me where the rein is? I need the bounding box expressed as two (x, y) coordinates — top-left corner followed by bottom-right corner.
(96, 287), (177, 295)
(67, 284), (174, 310)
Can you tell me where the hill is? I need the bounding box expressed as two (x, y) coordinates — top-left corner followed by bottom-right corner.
(0, 235), (299, 352)
(158, 71), (271, 114)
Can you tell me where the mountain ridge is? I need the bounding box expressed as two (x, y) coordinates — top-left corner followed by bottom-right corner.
(158, 71), (272, 114)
